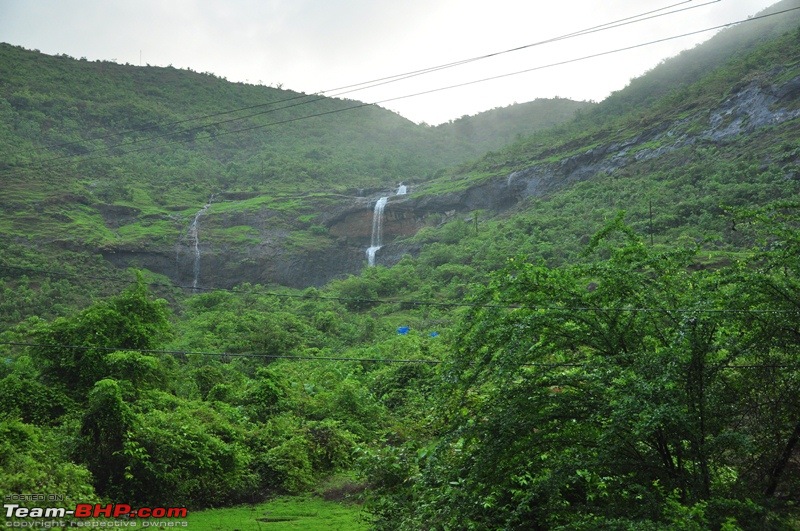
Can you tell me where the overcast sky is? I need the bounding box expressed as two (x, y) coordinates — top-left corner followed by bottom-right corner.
(0, 0), (782, 124)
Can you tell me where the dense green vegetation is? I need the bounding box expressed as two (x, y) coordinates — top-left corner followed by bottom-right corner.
(364, 207), (800, 529)
(2, 204), (799, 528)
(2, 3), (800, 529)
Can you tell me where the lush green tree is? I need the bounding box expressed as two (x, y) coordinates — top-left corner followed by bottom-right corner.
(0, 373), (74, 425)
(121, 394), (258, 507)
(364, 215), (800, 529)
(30, 275), (171, 396)
(75, 378), (135, 499)
(105, 350), (165, 397)
(0, 419), (98, 508)
(241, 366), (288, 422)
(721, 202), (800, 500)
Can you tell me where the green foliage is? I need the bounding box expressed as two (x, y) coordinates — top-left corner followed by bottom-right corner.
(105, 350), (165, 395)
(363, 211), (800, 529)
(30, 275), (171, 395)
(260, 432), (316, 494)
(122, 395), (258, 507)
(241, 367), (288, 422)
(0, 373), (74, 425)
(245, 411), (357, 496)
(0, 419), (98, 506)
(76, 379), (134, 498)
(330, 263), (420, 312)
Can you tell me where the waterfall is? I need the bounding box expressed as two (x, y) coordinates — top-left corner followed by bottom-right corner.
(365, 184), (407, 266)
(507, 171), (517, 188)
(188, 196), (213, 290)
(366, 196), (388, 266)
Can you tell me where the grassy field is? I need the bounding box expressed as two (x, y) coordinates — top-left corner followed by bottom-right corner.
(186, 496), (369, 530)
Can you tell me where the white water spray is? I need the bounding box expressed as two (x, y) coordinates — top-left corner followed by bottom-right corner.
(396, 183), (407, 195)
(366, 196), (388, 266)
(188, 196), (214, 289)
(507, 171), (518, 188)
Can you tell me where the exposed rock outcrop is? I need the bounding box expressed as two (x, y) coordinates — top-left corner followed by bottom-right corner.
(100, 73), (800, 289)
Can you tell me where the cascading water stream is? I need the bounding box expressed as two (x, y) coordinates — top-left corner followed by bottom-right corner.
(188, 196), (214, 290)
(366, 196), (388, 267)
(365, 184), (409, 266)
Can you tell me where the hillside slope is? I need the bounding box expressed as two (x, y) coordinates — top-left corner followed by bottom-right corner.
(0, 43), (588, 292)
(433, 97), (594, 156)
(1, 0), (799, 300)
(368, 1), (800, 273)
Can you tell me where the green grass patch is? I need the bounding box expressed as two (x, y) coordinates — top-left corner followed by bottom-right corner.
(65, 206), (117, 243)
(412, 170), (497, 198)
(284, 229), (333, 251)
(6, 204), (116, 245)
(115, 218), (180, 246)
(209, 225), (262, 245)
(187, 496), (367, 530)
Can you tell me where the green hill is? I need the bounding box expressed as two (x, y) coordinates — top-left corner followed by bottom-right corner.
(0, 42), (591, 294)
(433, 97), (595, 155)
(389, 0), (800, 273)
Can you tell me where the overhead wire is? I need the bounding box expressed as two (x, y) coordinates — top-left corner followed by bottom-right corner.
(16, 4), (797, 176)
(0, 341), (442, 365)
(1, 262), (798, 315)
(4, 0), (731, 175)
(35, 0), (709, 155)
(0, 341), (797, 371)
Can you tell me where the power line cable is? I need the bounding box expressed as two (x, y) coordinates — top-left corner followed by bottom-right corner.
(1, 262), (798, 315)
(0, 341), (797, 371)
(7, 4), (796, 178)
(321, 0), (712, 98)
(303, 0), (720, 102)
(40, 5), (797, 172)
(6, 1), (725, 174)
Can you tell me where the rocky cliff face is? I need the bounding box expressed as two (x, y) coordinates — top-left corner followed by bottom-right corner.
(100, 73), (800, 289)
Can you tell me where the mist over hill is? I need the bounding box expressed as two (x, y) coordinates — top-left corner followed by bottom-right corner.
(434, 97), (595, 154)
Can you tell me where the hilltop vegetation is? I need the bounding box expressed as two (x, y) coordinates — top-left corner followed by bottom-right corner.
(2, 2), (800, 528)
(434, 97), (595, 155)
